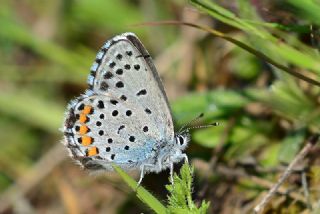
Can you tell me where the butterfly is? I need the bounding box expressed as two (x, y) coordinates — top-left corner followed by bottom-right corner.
(63, 32), (202, 184)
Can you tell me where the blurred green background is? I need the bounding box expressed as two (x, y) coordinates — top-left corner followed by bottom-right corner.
(0, 0), (320, 213)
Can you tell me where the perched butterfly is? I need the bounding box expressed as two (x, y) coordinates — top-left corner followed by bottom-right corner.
(62, 32), (215, 184)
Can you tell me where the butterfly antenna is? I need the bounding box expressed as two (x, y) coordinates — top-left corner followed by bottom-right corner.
(178, 113), (204, 133)
(185, 122), (219, 132)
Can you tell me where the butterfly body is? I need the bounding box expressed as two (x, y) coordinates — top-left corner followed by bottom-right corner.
(63, 33), (189, 183)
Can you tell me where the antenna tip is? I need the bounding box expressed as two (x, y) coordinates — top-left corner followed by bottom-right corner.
(212, 122), (219, 126)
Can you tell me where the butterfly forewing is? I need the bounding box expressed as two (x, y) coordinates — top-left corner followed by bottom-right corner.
(63, 33), (175, 171)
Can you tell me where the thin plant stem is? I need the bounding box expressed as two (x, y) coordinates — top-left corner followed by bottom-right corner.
(253, 134), (319, 213)
(133, 21), (320, 87)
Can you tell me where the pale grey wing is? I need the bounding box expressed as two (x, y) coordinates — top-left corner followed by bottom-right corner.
(63, 33), (174, 170)
(88, 33), (174, 145)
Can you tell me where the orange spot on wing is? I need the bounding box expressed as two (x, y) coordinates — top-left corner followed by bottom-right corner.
(79, 125), (89, 135)
(82, 136), (92, 146)
(82, 105), (92, 115)
(87, 147), (98, 156)
(79, 114), (87, 123)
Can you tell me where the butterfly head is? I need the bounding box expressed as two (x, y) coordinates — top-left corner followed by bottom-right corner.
(174, 132), (190, 150)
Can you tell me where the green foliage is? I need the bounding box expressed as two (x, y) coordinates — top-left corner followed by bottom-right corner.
(230, 46), (261, 80)
(70, 0), (145, 33)
(190, 0), (320, 75)
(288, 0), (320, 25)
(112, 164), (167, 214)
(166, 164), (210, 214)
(172, 90), (250, 126)
(114, 163), (209, 214)
(0, 90), (64, 133)
(278, 130), (306, 163)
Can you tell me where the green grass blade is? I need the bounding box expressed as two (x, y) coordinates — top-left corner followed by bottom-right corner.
(189, 0), (320, 77)
(287, 0), (320, 25)
(0, 90), (63, 133)
(173, 22), (320, 87)
(112, 164), (167, 214)
(190, 0), (270, 39)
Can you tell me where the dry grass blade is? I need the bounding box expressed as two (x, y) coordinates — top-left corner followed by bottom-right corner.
(253, 134), (319, 213)
(0, 144), (67, 213)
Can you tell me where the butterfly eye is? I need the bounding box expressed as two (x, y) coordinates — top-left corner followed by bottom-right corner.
(177, 136), (185, 146)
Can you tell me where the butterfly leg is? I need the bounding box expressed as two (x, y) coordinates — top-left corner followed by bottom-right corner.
(169, 154), (189, 185)
(137, 165), (146, 187)
(181, 153), (189, 164)
(158, 157), (164, 171)
(169, 162), (174, 184)
(137, 163), (157, 188)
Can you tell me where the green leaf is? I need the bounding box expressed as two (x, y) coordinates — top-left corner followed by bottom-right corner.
(166, 163), (210, 213)
(259, 143), (281, 167)
(287, 0), (320, 25)
(172, 90), (250, 126)
(226, 118), (271, 160)
(230, 45), (261, 80)
(278, 130), (306, 164)
(246, 80), (319, 128)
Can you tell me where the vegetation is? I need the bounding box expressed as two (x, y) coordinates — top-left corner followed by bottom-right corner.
(0, 0), (319, 213)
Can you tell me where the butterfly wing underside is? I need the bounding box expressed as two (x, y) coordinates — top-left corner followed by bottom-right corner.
(63, 33), (174, 171)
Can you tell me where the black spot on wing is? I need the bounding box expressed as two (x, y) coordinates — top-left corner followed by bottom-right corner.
(116, 54), (122, 60)
(137, 89), (147, 96)
(104, 71), (113, 79)
(110, 100), (118, 105)
(129, 136), (135, 142)
(100, 82), (109, 91)
(116, 81), (124, 88)
(117, 125), (125, 134)
(109, 61), (116, 68)
(112, 110), (118, 116)
(126, 51), (132, 56)
(145, 108), (152, 114)
(124, 64), (130, 70)
(120, 95), (127, 101)
(134, 64), (140, 70)
(97, 100), (104, 109)
(116, 69), (123, 75)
